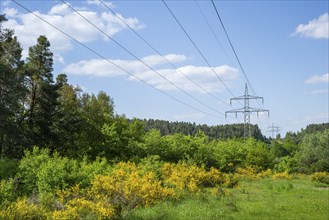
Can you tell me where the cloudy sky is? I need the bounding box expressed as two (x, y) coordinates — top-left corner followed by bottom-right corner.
(1, 0), (328, 136)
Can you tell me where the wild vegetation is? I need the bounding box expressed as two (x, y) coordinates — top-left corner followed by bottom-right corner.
(1, 14), (329, 219)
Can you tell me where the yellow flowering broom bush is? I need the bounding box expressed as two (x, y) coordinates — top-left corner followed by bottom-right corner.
(88, 162), (175, 217)
(272, 171), (292, 180)
(0, 161), (239, 219)
(0, 197), (47, 219)
(162, 162), (225, 193)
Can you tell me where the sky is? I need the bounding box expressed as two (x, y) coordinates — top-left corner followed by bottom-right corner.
(1, 0), (328, 137)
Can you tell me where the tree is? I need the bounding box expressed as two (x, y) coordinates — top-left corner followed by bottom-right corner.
(101, 116), (145, 161)
(297, 130), (329, 173)
(50, 74), (85, 156)
(23, 35), (56, 147)
(0, 14), (25, 157)
(77, 91), (115, 159)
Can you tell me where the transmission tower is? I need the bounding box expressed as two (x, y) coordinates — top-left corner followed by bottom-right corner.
(225, 83), (269, 138)
(267, 123), (280, 138)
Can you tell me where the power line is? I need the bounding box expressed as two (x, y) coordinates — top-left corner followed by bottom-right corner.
(61, 0), (226, 117)
(211, 0), (272, 129)
(12, 0), (224, 120)
(211, 0), (257, 98)
(162, 0), (239, 101)
(194, 0), (236, 69)
(98, 0), (229, 107)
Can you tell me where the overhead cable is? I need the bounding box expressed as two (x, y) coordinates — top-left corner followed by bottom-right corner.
(99, 0), (229, 107)
(211, 0), (271, 128)
(61, 0), (227, 117)
(162, 0), (239, 100)
(12, 0), (224, 120)
(194, 0), (236, 69)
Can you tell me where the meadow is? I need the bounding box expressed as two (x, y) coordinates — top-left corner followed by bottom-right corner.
(128, 178), (329, 220)
(1, 149), (328, 219)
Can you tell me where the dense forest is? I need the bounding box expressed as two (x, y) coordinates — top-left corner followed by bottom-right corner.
(141, 119), (266, 140)
(0, 14), (328, 219)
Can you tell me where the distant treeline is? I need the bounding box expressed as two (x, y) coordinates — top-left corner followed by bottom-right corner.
(139, 119), (265, 141)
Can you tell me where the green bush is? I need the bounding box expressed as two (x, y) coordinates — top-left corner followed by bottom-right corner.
(0, 178), (19, 206)
(36, 152), (80, 193)
(18, 147), (51, 194)
(273, 156), (298, 173)
(310, 172), (329, 185)
(78, 156), (111, 188)
(0, 157), (19, 180)
(297, 130), (329, 173)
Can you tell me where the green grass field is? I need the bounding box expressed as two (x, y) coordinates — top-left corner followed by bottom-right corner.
(127, 178), (329, 220)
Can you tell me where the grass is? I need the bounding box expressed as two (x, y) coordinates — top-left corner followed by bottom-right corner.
(127, 178), (329, 220)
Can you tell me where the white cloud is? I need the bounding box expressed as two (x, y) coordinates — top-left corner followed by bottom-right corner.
(63, 54), (187, 77)
(130, 65), (239, 93)
(48, 3), (71, 15)
(3, 8), (18, 17)
(63, 53), (239, 93)
(53, 54), (65, 65)
(305, 73), (329, 84)
(294, 13), (329, 39)
(3, 3), (144, 56)
(87, 0), (113, 8)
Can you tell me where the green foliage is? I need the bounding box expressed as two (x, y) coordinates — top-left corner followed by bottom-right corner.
(212, 139), (245, 172)
(18, 147), (51, 194)
(16, 146), (114, 197)
(310, 172), (329, 185)
(273, 156), (299, 173)
(142, 119), (265, 140)
(270, 140), (288, 158)
(0, 178), (19, 206)
(24, 35), (57, 147)
(0, 157), (18, 179)
(78, 157), (111, 188)
(101, 116), (145, 160)
(297, 130), (329, 173)
(36, 152), (80, 193)
(244, 139), (274, 171)
(50, 77), (85, 156)
(0, 15), (25, 158)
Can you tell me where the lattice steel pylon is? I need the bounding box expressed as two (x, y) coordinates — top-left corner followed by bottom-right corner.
(225, 83), (269, 138)
(267, 123), (280, 138)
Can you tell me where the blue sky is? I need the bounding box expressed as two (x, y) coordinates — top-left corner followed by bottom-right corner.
(1, 0), (328, 137)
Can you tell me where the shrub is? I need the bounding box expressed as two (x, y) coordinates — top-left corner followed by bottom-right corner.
(162, 162), (224, 192)
(235, 166), (257, 180)
(297, 130), (329, 173)
(89, 162), (175, 217)
(51, 197), (115, 220)
(18, 147), (50, 194)
(310, 172), (329, 185)
(273, 156), (298, 173)
(0, 157), (18, 180)
(256, 169), (273, 178)
(222, 174), (239, 188)
(0, 178), (19, 206)
(0, 197), (46, 219)
(272, 172), (292, 180)
(77, 156), (111, 188)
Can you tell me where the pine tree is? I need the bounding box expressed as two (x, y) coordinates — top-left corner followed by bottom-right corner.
(24, 35), (56, 147)
(0, 15), (25, 157)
